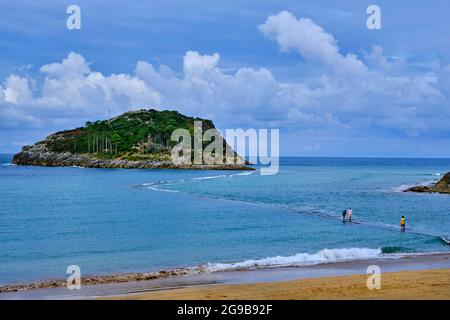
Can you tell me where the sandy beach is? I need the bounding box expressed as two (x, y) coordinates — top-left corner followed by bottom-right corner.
(1, 253), (449, 300)
(112, 268), (450, 300)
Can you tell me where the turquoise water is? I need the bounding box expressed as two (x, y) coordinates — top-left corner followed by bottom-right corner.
(1, 154), (449, 285)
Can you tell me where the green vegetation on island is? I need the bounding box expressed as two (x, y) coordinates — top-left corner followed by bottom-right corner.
(46, 109), (214, 161)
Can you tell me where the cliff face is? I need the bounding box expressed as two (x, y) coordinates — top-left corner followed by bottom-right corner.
(12, 109), (253, 170)
(406, 172), (450, 194)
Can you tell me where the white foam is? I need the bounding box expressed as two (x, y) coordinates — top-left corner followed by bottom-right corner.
(146, 186), (179, 193)
(193, 175), (227, 180)
(201, 247), (382, 272)
(193, 171), (254, 180)
(391, 180), (434, 193)
(140, 170), (253, 191)
(141, 179), (185, 186)
(231, 171), (254, 177)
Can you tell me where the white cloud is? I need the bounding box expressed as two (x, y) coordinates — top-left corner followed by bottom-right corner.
(183, 50), (220, 76)
(363, 45), (406, 73)
(135, 51), (280, 120)
(258, 11), (447, 136)
(40, 52), (91, 79)
(3, 74), (32, 104)
(259, 11), (367, 75)
(1, 11), (449, 141)
(36, 52), (162, 119)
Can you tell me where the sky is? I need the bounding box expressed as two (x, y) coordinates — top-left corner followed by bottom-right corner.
(1, 0), (450, 157)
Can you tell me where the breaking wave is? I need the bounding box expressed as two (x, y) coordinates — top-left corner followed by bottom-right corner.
(145, 186), (179, 193)
(139, 170), (255, 191)
(381, 246), (411, 254)
(193, 175), (228, 180)
(200, 247), (383, 272)
(193, 171), (254, 180)
(390, 180), (435, 193)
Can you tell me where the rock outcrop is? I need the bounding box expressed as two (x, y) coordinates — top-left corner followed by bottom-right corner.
(12, 147), (253, 170)
(12, 146), (255, 170)
(406, 172), (450, 194)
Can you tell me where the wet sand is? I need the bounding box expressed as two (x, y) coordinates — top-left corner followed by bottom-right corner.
(114, 268), (450, 300)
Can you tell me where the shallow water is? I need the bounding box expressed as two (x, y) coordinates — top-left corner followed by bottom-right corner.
(1, 155), (449, 285)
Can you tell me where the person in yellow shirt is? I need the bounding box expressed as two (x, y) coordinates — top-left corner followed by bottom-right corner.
(400, 216), (406, 232)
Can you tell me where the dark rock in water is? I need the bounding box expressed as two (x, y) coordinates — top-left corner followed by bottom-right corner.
(406, 172), (450, 194)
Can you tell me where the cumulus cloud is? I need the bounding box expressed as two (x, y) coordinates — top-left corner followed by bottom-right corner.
(0, 52), (162, 128)
(3, 74), (33, 104)
(40, 52), (91, 78)
(363, 45), (406, 73)
(1, 11), (449, 141)
(183, 50), (220, 75)
(38, 52), (161, 114)
(258, 11), (447, 137)
(259, 11), (367, 75)
(135, 51), (280, 120)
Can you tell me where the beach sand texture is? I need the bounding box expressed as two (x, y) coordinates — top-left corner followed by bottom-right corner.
(111, 269), (450, 300)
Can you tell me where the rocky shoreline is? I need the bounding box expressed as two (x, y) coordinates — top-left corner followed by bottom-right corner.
(405, 172), (450, 194)
(12, 148), (254, 171)
(0, 268), (200, 293)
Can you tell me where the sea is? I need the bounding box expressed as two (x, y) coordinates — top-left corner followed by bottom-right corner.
(1, 154), (449, 285)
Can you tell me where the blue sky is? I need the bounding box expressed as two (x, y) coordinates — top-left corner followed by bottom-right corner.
(1, 0), (450, 156)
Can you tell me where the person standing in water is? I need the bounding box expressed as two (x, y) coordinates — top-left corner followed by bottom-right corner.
(347, 208), (353, 222)
(400, 216), (406, 232)
(342, 209), (347, 222)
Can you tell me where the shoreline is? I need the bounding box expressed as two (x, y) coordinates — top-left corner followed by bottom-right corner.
(1, 252), (449, 299)
(12, 151), (254, 170)
(404, 171), (450, 194)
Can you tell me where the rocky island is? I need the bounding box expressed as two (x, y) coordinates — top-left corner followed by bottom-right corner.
(406, 172), (450, 194)
(12, 109), (254, 171)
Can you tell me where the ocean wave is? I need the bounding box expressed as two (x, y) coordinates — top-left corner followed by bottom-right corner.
(390, 180), (435, 193)
(381, 246), (412, 254)
(146, 186), (179, 193)
(193, 171), (254, 180)
(232, 171), (254, 176)
(193, 175), (228, 180)
(139, 170), (254, 191)
(200, 248), (383, 272)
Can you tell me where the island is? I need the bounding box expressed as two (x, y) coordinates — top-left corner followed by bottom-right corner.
(406, 172), (450, 194)
(12, 109), (254, 171)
